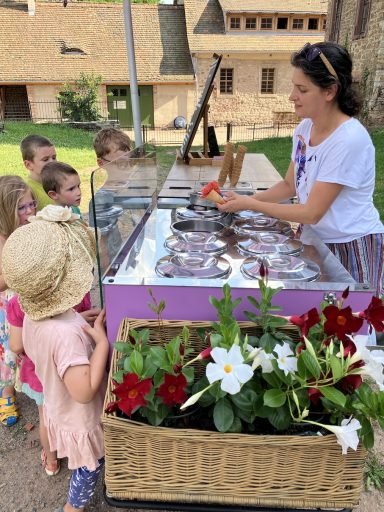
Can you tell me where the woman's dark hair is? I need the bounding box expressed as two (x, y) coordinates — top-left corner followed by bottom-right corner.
(291, 42), (361, 116)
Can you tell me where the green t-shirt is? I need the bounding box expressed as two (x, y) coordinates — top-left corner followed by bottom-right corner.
(25, 177), (54, 211)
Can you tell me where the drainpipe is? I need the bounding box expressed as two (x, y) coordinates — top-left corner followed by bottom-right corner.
(123, 0), (143, 148)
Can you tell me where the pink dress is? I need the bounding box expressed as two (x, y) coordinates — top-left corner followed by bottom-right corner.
(23, 309), (105, 471)
(6, 293), (92, 406)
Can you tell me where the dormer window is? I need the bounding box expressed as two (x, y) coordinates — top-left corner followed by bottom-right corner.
(61, 47), (86, 56)
(277, 17), (288, 30)
(292, 18), (304, 30)
(260, 17), (273, 30)
(245, 17), (257, 30)
(230, 17), (241, 30)
(308, 18), (319, 30)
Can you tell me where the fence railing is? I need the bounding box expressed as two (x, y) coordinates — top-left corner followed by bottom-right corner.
(1, 100), (296, 145)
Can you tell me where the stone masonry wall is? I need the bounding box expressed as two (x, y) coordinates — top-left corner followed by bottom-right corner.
(194, 56), (295, 125)
(326, 0), (384, 126)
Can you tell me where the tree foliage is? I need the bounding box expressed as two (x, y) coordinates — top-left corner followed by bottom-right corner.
(57, 72), (103, 122)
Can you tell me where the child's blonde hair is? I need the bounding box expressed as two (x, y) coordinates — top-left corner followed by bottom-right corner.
(0, 176), (35, 237)
(20, 134), (54, 162)
(41, 161), (79, 194)
(93, 127), (132, 159)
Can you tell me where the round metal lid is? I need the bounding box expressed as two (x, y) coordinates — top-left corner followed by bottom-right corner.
(165, 232), (227, 256)
(233, 210), (264, 220)
(237, 233), (303, 257)
(171, 219), (226, 236)
(233, 216), (293, 236)
(241, 254), (320, 282)
(156, 253), (231, 279)
(94, 205), (123, 219)
(176, 205), (226, 221)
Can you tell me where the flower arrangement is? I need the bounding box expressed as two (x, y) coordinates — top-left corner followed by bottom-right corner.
(106, 273), (384, 455)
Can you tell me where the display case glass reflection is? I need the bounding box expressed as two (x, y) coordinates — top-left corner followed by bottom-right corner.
(90, 143), (158, 303)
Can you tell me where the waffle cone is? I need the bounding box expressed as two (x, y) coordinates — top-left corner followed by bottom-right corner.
(230, 145), (247, 187)
(218, 142), (234, 187)
(204, 189), (225, 204)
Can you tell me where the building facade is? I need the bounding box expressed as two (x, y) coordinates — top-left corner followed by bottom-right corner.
(326, 0), (384, 126)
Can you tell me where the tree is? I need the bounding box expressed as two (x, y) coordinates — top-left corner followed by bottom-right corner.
(57, 72), (103, 122)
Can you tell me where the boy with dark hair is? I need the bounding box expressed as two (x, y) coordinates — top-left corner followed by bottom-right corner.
(20, 134), (56, 211)
(41, 161), (82, 215)
(93, 127), (132, 167)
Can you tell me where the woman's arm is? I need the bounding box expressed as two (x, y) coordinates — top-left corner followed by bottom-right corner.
(9, 325), (23, 355)
(63, 310), (109, 404)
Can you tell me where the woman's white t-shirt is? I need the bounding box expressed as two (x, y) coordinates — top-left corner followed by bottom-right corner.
(291, 118), (384, 243)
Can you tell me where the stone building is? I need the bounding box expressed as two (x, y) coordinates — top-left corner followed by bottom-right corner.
(326, 0), (384, 126)
(183, 0), (328, 125)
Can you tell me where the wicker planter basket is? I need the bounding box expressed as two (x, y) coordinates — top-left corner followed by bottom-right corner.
(102, 318), (366, 510)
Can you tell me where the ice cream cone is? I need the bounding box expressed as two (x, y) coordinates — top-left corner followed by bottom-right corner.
(203, 189), (225, 204)
(230, 145), (247, 187)
(218, 142), (234, 187)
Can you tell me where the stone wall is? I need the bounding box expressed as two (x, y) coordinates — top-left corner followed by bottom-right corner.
(193, 55), (295, 125)
(326, 0), (384, 126)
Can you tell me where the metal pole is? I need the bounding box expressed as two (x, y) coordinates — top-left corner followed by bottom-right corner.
(123, 0), (143, 148)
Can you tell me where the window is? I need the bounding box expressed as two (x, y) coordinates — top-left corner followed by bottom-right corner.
(322, 19), (327, 31)
(354, 0), (371, 38)
(308, 18), (319, 30)
(261, 68), (275, 94)
(292, 18), (304, 30)
(277, 18), (288, 30)
(230, 17), (241, 30)
(260, 17), (273, 30)
(220, 68), (233, 94)
(329, 0), (343, 42)
(245, 17), (257, 30)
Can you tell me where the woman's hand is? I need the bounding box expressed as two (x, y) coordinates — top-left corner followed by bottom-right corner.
(80, 307), (102, 326)
(217, 192), (258, 213)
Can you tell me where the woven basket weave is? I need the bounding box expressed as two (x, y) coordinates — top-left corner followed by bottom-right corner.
(102, 318), (365, 509)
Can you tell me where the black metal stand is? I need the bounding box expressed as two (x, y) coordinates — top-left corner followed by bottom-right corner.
(103, 487), (352, 512)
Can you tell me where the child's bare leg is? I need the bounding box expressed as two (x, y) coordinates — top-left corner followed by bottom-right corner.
(38, 405), (60, 475)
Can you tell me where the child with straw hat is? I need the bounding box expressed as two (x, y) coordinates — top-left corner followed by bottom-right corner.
(2, 205), (108, 512)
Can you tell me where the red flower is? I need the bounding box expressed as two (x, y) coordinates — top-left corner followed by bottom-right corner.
(112, 373), (152, 416)
(198, 346), (212, 360)
(338, 374), (363, 394)
(323, 305), (364, 342)
(156, 373), (188, 407)
(290, 307), (320, 337)
(308, 387), (322, 406)
(104, 401), (119, 414)
(360, 296), (384, 333)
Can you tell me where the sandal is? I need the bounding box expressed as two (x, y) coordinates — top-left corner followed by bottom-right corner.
(41, 449), (61, 476)
(0, 390), (19, 426)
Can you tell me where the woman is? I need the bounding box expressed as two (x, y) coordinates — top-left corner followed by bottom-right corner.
(0, 176), (37, 425)
(218, 42), (384, 295)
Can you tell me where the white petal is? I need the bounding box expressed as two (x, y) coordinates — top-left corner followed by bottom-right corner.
(233, 364), (253, 384)
(206, 363), (226, 384)
(210, 347), (229, 365)
(228, 344), (244, 365)
(221, 373), (241, 394)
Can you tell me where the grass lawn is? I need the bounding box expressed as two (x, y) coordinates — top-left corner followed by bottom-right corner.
(0, 122), (383, 219)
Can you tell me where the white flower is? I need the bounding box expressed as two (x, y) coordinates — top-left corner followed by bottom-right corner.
(323, 417), (361, 455)
(29, 205), (79, 223)
(252, 349), (274, 373)
(274, 343), (298, 376)
(348, 335), (384, 389)
(364, 360), (384, 390)
(180, 385), (212, 410)
(206, 345), (253, 394)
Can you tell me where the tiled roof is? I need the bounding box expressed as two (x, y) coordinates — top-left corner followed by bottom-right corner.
(218, 0), (327, 15)
(184, 0), (325, 53)
(0, 2), (194, 84)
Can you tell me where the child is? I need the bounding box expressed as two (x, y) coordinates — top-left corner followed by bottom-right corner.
(0, 176), (37, 426)
(2, 209), (108, 512)
(93, 126), (132, 167)
(41, 161), (82, 215)
(20, 134), (56, 211)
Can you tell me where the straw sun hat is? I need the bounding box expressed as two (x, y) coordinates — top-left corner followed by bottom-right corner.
(2, 206), (96, 321)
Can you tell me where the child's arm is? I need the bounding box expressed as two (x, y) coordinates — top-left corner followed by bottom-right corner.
(9, 325), (24, 355)
(63, 309), (109, 404)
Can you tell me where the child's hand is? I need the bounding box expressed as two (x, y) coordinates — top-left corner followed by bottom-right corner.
(82, 308), (108, 345)
(80, 307), (102, 326)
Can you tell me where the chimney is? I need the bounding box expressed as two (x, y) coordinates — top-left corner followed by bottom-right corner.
(28, 0), (36, 16)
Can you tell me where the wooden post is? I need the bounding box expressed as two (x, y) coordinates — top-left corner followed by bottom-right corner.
(203, 104), (209, 157)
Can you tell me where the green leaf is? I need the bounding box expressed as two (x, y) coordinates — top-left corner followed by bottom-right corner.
(142, 357), (157, 379)
(263, 389), (287, 408)
(114, 341), (132, 355)
(230, 389), (258, 412)
(213, 398), (234, 432)
(360, 416), (374, 450)
(227, 416), (242, 433)
(268, 406), (292, 431)
(129, 351), (143, 375)
(149, 346), (166, 367)
(329, 355), (343, 382)
(300, 351), (321, 379)
(262, 372), (281, 388)
(123, 357), (132, 372)
(259, 332), (278, 352)
(182, 366), (194, 384)
(112, 370), (125, 384)
(320, 386), (347, 408)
